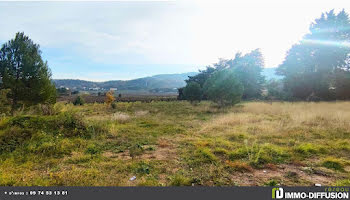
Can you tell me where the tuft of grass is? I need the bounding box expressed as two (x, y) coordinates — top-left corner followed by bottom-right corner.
(111, 112), (131, 124)
(170, 175), (192, 186)
(295, 143), (326, 156)
(322, 157), (345, 171)
(335, 179), (350, 186)
(191, 147), (218, 166)
(129, 144), (145, 158)
(131, 161), (153, 175)
(264, 179), (279, 186)
(229, 143), (290, 168)
(85, 144), (100, 156)
(285, 171), (299, 182)
(213, 148), (229, 156)
(225, 160), (253, 172)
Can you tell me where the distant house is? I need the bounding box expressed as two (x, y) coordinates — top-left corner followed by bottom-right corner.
(89, 87), (100, 91)
(110, 88), (118, 91)
(59, 86), (70, 91)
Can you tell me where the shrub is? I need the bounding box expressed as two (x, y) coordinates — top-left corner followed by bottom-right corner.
(29, 139), (72, 158)
(85, 144), (100, 156)
(73, 96), (85, 106)
(5, 112), (91, 138)
(203, 69), (243, 107)
(183, 82), (202, 104)
(129, 143), (144, 158)
(58, 112), (90, 137)
(105, 91), (116, 105)
(111, 102), (117, 109)
(0, 89), (11, 115)
(0, 127), (34, 153)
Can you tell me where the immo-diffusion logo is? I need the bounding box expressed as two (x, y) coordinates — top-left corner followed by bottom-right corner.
(272, 187), (349, 199)
(272, 188), (284, 199)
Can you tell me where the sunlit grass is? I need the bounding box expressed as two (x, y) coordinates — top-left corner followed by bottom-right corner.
(0, 101), (349, 186)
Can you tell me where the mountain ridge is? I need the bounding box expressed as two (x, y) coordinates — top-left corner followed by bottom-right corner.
(53, 68), (281, 92)
(53, 72), (198, 91)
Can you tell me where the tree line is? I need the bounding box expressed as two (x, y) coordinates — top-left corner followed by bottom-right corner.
(0, 10), (350, 114)
(179, 9), (350, 106)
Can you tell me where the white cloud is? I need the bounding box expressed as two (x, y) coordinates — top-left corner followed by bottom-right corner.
(0, 0), (349, 80)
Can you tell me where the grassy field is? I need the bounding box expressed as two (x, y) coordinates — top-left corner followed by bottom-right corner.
(0, 101), (349, 186)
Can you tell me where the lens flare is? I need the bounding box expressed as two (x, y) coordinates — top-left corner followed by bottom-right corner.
(301, 39), (350, 48)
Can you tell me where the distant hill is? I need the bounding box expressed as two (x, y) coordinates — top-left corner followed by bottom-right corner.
(53, 72), (198, 93)
(53, 68), (281, 94)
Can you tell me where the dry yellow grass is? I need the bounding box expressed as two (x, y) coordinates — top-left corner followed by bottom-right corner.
(1, 101), (349, 186)
(242, 102), (350, 129)
(111, 112), (131, 123)
(201, 101), (350, 134)
(185, 101), (350, 186)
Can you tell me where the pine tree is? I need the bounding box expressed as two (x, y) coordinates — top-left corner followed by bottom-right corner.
(277, 10), (350, 100)
(183, 82), (202, 104)
(0, 32), (57, 113)
(203, 69), (243, 107)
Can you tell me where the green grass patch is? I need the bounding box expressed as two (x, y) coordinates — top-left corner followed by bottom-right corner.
(322, 157), (345, 171)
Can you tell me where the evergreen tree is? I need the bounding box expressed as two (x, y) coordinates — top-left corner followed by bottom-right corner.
(0, 32), (56, 113)
(73, 96), (85, 106)
(183, 49), (265, 100)
(277, 10), (350, 100)
(186, 66), (216, 88)
(203, 69), (243, 107)
(183, 82), (202, 104)
(228, 49), (265, 99)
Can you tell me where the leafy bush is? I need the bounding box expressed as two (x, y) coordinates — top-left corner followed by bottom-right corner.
(85, 144), (100, 156)
(203, 69), (243, 107)
(5, 112), (92, 138)
(28, 139), (72, 157)
(0, 127), (34, 153)
(73, 96), (85, 106)
(0, 112), (97, 155)
(183, 82), (202, 104)
(111, 102), (117, 109)
(129, 143), (144, 158)
(105, 91), (116, 105)
(0, 89), (11, 115)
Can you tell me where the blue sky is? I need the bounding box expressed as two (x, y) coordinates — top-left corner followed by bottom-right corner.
(0, 0), (349, 81)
